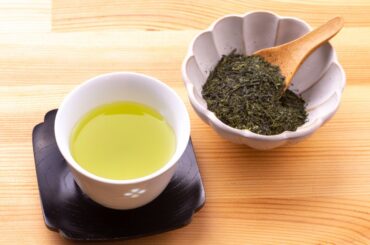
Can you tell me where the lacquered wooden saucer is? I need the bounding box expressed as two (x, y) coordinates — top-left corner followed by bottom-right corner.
(32, 109), (205, 241)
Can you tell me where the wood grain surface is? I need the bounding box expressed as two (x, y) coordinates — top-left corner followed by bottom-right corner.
(1, 0), (370, 244)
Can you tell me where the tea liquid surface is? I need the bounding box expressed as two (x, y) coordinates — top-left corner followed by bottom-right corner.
(71, 102), (176, 180)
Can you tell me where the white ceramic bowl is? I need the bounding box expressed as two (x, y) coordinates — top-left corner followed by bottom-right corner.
(182, 11), (345, 150)
(55, 72), (190, 209)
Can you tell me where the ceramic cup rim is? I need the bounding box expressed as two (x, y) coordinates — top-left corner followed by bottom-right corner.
(54, 71), (190, 185)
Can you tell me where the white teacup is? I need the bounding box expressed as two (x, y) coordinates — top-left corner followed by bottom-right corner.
(55, 72), (190, 209)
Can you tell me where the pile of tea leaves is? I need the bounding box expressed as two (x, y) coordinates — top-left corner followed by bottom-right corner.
(202, 52), (307, 135)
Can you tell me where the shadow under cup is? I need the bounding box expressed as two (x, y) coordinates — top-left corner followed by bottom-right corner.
(54, 72), (190, 210)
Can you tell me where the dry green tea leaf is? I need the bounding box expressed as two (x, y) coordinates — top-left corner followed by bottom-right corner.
(202, 51), (307, 135)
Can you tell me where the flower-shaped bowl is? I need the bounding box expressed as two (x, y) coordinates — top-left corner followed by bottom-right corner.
(182, 11), (345, 150)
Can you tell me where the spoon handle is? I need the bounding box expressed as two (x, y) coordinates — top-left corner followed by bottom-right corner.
(285, 17), (344, 62)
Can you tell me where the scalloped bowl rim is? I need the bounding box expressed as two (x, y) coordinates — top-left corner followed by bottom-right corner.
(182, 11), (346, 142)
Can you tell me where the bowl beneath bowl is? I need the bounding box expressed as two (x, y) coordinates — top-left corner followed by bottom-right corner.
(182, 11), (345, 150)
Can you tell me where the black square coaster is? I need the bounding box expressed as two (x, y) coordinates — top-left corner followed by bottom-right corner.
(32, 110), (205, 241)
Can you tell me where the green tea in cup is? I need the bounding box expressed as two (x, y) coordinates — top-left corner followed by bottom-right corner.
(70, 101), (176, 180)
(55, 72), (190, 209)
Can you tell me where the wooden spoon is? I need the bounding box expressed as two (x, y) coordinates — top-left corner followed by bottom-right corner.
(254, 17), (344, 91)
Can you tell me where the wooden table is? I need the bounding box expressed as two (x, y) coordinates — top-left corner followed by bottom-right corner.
(1, 1), (370, 244)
